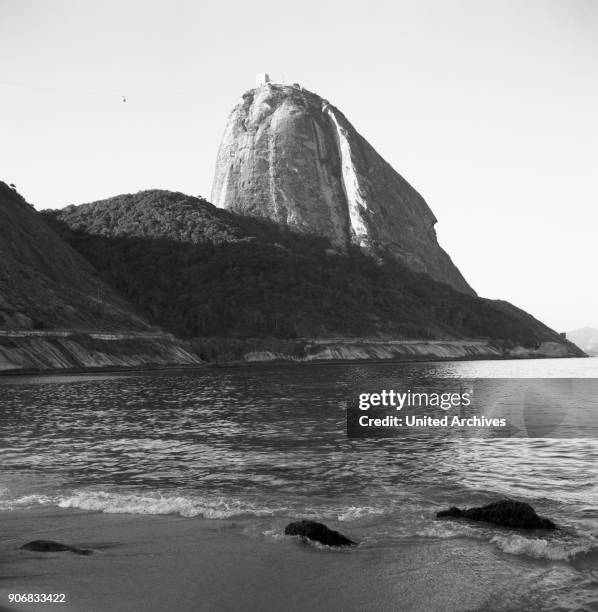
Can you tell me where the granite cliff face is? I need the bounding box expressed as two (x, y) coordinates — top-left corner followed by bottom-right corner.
(212, 83), (474, 295)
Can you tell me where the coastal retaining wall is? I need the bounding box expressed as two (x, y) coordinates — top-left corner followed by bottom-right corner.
(243, 340), (503, 363)
(0, 331), (202, 373)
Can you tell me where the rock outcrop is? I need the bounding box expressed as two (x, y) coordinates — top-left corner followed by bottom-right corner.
(21, 540), (92, 555)
(436, 500), (557, 530)
(212, 82), (474, 295)
(507, 341), (586, 359)
(244, 339), (503, 363)
(0, 331), (202, 373)
(284, 520), (356, 547)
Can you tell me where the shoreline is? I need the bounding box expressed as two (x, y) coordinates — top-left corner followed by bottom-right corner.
(0, 506), (567, 612)
(0, 351), (590, 378)
(0, 329), (586, 377)
(1, 365), (595, 611)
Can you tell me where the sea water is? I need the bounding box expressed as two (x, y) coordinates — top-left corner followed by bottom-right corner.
(0, 357), (597, 610)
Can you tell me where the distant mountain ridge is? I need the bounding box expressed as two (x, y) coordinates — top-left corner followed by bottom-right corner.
(567, 328), (598, 356)
(43, 189), (583, 356)
(212, 82), (474, 295)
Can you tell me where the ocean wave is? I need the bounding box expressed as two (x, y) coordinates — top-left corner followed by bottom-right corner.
(0, 493), (57, 510)
(336, 505), (387, 521)
(415, 523), (482, 540)
(415, 520), (598, 563)
(298, 504), (389, 522)
(59, 491), (288, 518)
(261, 528), (286, 541)
(279, 532), (353, 552)
(491, 534), (597, 561)
(0, 489), (389, 524)
(0, 490), (287, 519)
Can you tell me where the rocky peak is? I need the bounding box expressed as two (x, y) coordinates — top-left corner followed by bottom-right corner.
(211, 82), (475, 295)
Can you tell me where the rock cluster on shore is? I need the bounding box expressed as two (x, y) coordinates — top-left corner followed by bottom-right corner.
(284, 520), (356, 547)
(436, 499), (557, 530)
(284, 500), (557, 552)
(21, 540), (93, 555)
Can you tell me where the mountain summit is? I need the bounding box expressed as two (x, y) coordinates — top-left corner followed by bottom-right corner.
(211, 81), (474, 295)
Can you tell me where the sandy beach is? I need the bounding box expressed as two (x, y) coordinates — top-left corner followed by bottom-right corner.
(2, 506), (587, 612)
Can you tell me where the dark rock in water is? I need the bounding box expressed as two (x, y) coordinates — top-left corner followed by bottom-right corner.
(284, 520), (356, 547)
(21, 540), (92, 555)
(436, 500), (557, 530)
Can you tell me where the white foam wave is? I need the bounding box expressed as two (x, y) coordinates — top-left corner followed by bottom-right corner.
(415, 521), (596, 562)
(0, 488), (390, 524)
(0, 494), (57, 510)
(491, 534), (596, 561)
(336, 506), (386, 521)
(0, 490), (287, 519)
(300, 504), (388, 522)
(58, 491), (287, 518)
(416, 523), (481, 540)
(261, 528), (285, 541)
(283, 533), (351, 552)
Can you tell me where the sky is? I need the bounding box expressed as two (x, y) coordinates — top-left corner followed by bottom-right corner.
(1, 0), (596, 332)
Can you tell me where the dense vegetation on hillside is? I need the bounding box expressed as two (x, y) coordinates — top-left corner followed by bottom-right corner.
(43, 190), (564, 346)
(0, 181), (148, 331)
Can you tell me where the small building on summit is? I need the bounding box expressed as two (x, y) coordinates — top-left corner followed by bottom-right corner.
(256, 73), (270, 86)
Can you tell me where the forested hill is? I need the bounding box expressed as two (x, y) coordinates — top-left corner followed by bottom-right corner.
(43, 189), (574, 348)
(0, 181), (148, 331)
(49, 190), (310, 246)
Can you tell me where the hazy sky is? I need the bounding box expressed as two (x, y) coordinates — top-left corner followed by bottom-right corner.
(1, 0), (596, 332)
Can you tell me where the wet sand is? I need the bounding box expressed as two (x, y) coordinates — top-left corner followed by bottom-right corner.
(0, 507), (564, 612)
